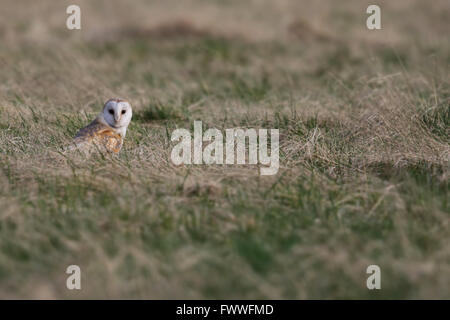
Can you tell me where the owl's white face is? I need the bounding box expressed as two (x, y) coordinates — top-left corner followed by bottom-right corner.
(102, 99), (132, 131)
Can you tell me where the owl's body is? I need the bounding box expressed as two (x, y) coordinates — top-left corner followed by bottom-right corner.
(73, 117), (123, 153)
(70, 98), (132, 154)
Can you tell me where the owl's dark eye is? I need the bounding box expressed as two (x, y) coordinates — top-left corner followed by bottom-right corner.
(121, 110), (126, 114)
(109, 109), (114, 115)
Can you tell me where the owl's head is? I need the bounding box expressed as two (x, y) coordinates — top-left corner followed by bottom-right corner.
(102, 98), (132, 133)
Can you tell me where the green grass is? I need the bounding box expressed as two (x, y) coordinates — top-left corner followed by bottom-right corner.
(0, 0), (449, 299)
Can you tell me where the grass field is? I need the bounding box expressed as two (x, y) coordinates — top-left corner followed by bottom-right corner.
(0, 0), (449, 299)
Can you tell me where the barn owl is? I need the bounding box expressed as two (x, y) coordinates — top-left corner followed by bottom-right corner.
(70, 98), (132, 154)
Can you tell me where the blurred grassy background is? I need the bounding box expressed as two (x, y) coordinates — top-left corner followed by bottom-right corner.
(0, 0), (449, 298)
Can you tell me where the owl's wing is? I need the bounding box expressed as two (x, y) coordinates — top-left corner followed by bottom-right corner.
(73, 119), (106, 145)
(91, 130), (123, 154)
(68, 119), (122, 154)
